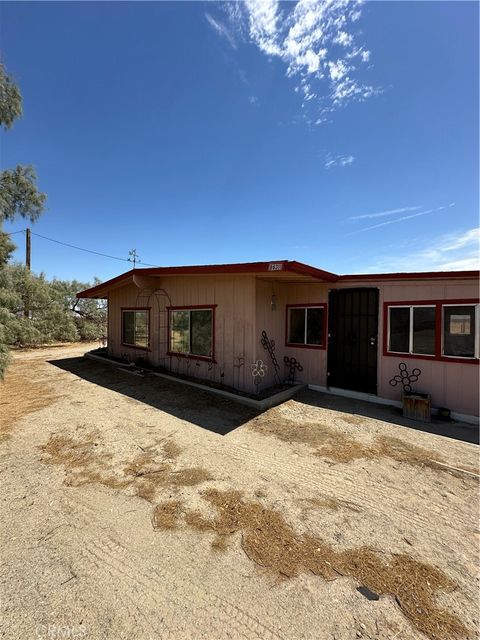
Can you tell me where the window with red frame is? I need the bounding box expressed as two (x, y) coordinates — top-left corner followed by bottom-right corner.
(122, 309), (149, 348)
(169, 308), (213, 358)
(388, 305), (436, 356)
(386, 303), (479, 359)
(287, 305), (325, 347)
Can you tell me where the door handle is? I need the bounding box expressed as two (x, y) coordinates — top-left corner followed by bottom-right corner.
(369, 336), (377, 348)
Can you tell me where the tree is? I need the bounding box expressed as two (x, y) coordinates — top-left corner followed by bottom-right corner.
(0, 165), (46, 223)
(0, 265), (106, 347)
(0, 58), (47, 377)
(0, 63), (22, 130)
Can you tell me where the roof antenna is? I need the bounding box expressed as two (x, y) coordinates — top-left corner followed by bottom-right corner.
(128, 248), (139, 269)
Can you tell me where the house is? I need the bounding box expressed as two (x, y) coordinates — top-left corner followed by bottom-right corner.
(78, 261), (480, 422)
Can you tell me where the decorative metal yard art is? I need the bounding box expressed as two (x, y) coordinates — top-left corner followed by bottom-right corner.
(233, 354), (245, 389)
(389, 362), (422, 395)
(251, 359), (267, 393)
(234, 354), (245, 370)
(284, 356), (303, 385)
(260, 330), (281, 384)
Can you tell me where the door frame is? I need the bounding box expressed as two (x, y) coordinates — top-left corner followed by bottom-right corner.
(327, 287), (380, 394)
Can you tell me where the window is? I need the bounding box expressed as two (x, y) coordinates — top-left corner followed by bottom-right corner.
(122, 309), (149, 348)
(169, 307), (214, 358)
(286, 305), (326, 347)
(386, 301), (479, 361)
(443, 305), (477, 358)
(388, 306), (436, 356)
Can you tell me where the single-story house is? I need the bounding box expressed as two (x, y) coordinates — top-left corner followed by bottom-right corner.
(78, 261), (479, 422)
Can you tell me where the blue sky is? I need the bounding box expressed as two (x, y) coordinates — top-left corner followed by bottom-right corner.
(1, 0), (478, 283)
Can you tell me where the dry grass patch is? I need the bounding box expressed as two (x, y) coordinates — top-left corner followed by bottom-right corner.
(170, 467), (212, 486)
(41, 431), (212, 502)
(162, 440), (182, 460)
(40, 433), (132, 490)
(171, 489), (469, 640)
(0, 361), (60, 440)
(152, 500), (182, 530)
(251, 416), (477, 480)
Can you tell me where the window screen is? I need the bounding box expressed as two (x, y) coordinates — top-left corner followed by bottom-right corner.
(389, 307), (410, 353)
(288, 308), (306, 344)
(122, 310), (149, 348)
(169, 308), (213, 357)
(443, 306), (476, 357)
(288, 306), (325, 346)
(412, 307), (436, 355)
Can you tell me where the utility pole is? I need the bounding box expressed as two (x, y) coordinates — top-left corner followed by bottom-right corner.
(24, 228), (31, 319)
(25, 228), (31, 270)
(128, 249), (139, 269)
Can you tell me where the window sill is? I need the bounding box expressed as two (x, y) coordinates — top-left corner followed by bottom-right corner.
(285, 342), (326, 350)
(384, 350), (479, 364)
(167, 351), (216, 363)
(121, 343), (151, 352)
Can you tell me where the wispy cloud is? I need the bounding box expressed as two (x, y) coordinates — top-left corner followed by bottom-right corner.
(248, 95), (259, 105)
(325, 153), (354, 169)
(205, 13), (237, 50)
(348, 204), (455, 235)
(349, 206), (423, 221)
(361, 227), (480, 273)
(213, 0), (380, 123)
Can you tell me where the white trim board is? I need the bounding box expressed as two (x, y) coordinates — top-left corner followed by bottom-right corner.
(307, 385), (479, 427)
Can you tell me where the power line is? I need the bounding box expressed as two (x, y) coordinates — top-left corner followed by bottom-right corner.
(2, 229), (26, 236)
(12, 229), (160, 267)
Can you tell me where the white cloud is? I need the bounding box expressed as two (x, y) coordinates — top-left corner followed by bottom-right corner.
(325, 153), (354, 168)
(361, 227), (480, 273)
(212, 0), (380, 121)
(349, 205), (423, 221)
(248, 95), (259, 105)
(205, 13), (237, 50)
(349, 204), (455, 234)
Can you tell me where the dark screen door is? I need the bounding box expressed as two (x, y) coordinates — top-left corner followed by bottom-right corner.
(327, 288), (379, 394)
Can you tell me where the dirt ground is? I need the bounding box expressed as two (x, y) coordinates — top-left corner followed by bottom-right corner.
(0, 343), (478, 640)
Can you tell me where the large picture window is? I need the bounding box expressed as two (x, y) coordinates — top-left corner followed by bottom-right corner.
(385, 301), (479, 362)
(168, 306), (214, 359)
(122, 309), (149, 349)
(286, 304), (326, 348)
(443, 305), (477, 358)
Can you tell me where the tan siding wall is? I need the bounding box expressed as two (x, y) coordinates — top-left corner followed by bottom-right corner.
(255, 280), (329, 388)
(255, 277), (479, 416)
(376, 278), (479, 416)
(107, 275), (478, 416)
(107, 276), (256, 392)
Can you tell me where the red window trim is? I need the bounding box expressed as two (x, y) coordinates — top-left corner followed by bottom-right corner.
(167, 304), (217, 362)
(383, 299), (479, 364)
(121, 307), (151, 351)
(285, 303), (327, 350)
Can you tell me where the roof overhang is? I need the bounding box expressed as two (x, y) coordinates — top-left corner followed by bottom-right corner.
(76, 260), (339, 298)
(77, 260), (480, 299)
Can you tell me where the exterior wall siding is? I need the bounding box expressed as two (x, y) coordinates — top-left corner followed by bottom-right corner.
(255, 277), (479, 416)
(106, 274), (479, 416)
(107, 276), (257, 393)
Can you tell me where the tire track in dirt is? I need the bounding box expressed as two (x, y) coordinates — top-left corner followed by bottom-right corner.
(77, 535), (285, 640)
(58, 490), (286, 640)
(218, 438), (475, 534)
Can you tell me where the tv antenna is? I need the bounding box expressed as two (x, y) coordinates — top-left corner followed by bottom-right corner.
(128, 249), (140, 268)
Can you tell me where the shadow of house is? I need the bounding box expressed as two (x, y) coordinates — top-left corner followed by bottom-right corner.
(295, 389), (479, 445)
(49, 357), (260, 436)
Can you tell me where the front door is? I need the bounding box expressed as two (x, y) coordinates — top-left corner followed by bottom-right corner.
(327, 288), (379, 394)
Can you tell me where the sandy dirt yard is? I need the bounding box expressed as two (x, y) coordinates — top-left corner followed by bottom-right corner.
(0, 343), (479, 640)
